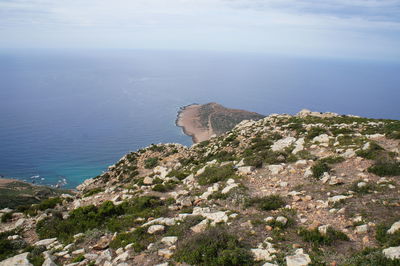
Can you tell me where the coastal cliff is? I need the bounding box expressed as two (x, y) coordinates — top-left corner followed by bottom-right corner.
(1, 109), (400, 265)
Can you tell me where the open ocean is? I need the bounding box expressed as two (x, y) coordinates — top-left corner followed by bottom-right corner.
(0, 50), (399, 188)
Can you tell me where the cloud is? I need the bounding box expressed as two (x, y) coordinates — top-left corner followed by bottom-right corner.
(0, 0), (399, 61)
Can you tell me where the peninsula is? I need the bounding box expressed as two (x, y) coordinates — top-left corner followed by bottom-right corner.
(176, 102), (265, 143)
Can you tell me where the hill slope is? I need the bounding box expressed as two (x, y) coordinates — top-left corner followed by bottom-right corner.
(1, 109), (400, 265)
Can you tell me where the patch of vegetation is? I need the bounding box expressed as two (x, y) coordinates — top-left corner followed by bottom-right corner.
(16, 197), (63, 216)
(36, 196), (167, 243)
(1, 212), (13, 223)
(83, 188), (104, 197)
(167, 169), (190, 180)
(375, 223), (400, 247)
(320, 156), (345, 164)
(152, 180), (178, 192)
(27, 246), (45, 266)
(197, 164), (237, 185)
(344, 247), (400, 266)
(368, 163), (400, 177)
(246, 195), (286, 211)
(109, 226), (154, 251)
(306, 127), (328, 140)
(356, 142), (384, 160)
(330, 127), (354, 136)
(72, 254), (85, 262)
(166, 216), (204, 237)
(148, 144), (166, 152)
(174, 226), (254, 265)
(311, 161), (330, 179)
(144, 157), (159, 169)
(350, 180), (376, 194)
(0, 230), (25, 261)
(298, 227), (349, 246)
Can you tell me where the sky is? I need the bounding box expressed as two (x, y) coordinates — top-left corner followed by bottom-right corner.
(1, 0), (400, 61)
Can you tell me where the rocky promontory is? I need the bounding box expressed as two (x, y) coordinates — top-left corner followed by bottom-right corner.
(176, 102), (264, 143)
(1, 109), (400, 266)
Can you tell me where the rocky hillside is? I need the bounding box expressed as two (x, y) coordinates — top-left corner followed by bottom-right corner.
(1, 109), (400, 266)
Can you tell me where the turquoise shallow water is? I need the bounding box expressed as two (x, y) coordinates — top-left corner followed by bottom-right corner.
(0, 50), (399, 188)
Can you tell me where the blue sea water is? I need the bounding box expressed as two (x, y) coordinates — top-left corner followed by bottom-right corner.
(0, 50), (399, 188)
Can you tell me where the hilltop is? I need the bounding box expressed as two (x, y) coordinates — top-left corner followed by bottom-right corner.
(177, 102), (265, 143)
(1, 109), (400, 266)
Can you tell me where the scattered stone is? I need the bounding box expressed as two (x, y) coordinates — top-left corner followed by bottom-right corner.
(147, 225), (165, 234)
(251, 248), (274, 261)
(355, 225), (368, 234)
(388, 221), (400, 234)
(34, 238), (57, 247)
(161, 236), (178, 246)
(268, 165), (284, 175)
(0, 252), (32, 266)
(285, 249), (311, 266)
(383, 246), (400, 260)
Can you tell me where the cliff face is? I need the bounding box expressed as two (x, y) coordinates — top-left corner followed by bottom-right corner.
(1, 110), (400, 265)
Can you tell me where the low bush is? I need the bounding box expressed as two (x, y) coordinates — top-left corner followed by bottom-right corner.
(344, 248), (400, 266)
(298, 227), (349, 246)
(1, 212), (13, 223)
(152, 180), (177, 192)
(36, 196), (167, 243)
(166, 216), (204, 237)
(167, 169), (190, 180)
(311, 161), (330, 179)
(375, 223), (400, 246)
(109, 227), (153, 251)
(144, 157), (159, 169)
(356, 142), (384, 160)
(197, 164), (237, 185)
(83, 188), (104, 197)
(350, 180), (376, 194)
(368, 163), (400, 176)
(306, 127), (328, 140)
(174, 226), (254, 265)
(246, 195), (285, 211)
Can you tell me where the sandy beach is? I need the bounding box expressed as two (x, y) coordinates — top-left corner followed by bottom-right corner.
(176, 104), (215, 143)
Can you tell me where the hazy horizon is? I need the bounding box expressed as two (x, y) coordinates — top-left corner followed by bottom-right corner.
(1, 0), (400, 62)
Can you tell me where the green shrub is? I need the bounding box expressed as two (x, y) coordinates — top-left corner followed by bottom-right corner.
(344, 248), (400, 266)
(1, 212), (12, 223)
(148, 144), (166, 152)
(27, 246), (45, 266)
(306, 127), (328, 140)
(375, 223), (400, 246)
(174, 226), (254, 265)
(320, 156), (345, 164)
(144, 157), (159, 169)
(72, 254), (85, 263)
(109, 227), (153, 251)
(311, 161), (330, 179)
(247, 195), (286, 211)
(356, 142), (384, 160)
(0, 230), (21, 261)
(166, 216), (204, 237)
(167, 169), (190, 180)
(350, 180), (376, 194)
(368, 163), (400, 176)
(36, 196), (167, 243)
(152, 181), (177, 192)
(83, 188), (104, 197)
(197, 164), (237, 185)
(243, 155), (263, 168)
(298, 227), (349, 246)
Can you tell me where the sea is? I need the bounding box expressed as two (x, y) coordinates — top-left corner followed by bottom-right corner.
(0, 49), (399, 188)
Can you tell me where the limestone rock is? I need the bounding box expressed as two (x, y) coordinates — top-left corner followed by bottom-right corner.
(271, 137), (296, 152)
(251, 248), (274, 261)
(388, 221), (400, 234)
(0, 252), (32, 266)
(147, 225), (165, 234)
(383, 246), (400, 260)
(285, 249), (311, 266)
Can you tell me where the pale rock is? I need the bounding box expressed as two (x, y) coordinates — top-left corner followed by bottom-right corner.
(318, 225), (330, 235)
(251, 248), (274, 261)
(143, 176), (153, 185)
(388, 221), (400, 234)
(304, 168), (313, 178)
(271, 137), (296, 152)
(222, 183), (238, 194)
(383, 246), (400, 260)
(34, 238), (57, 246)
(161, 236), (178, 246)
(0, 252), (32, 266)
(292, 138), (305, 154)
(276, 216), (288, 225)
(183, 174), (195, 185)
(280, 182), (288, 187)
(191, 219), (208, 233)
(342, 149), (356, 158)
(328, 195), (350, 204)
(158, 249), (174, 259)
(148, 225), (165, 234)
(95, 249), (113, 265)
(113, 250), (132, 263)
(84, 254), (98, 260)
(313, 134), (330, 144)
(295, 160), (307, 167)
(15, 218), (25, 227)
(355, 225), (369, 234)
(268, 165), (284, 175)
(153, 166), (169, 179)
(72, 248), (85, 255)
(285, 249), (311, 266)
(238, 166), (255, 175)
(42, 256), (57, 266)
